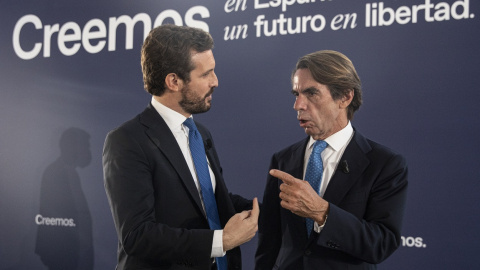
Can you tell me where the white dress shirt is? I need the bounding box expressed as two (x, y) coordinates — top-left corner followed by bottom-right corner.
(303, 121), (354, 232)
(151, 97), (225, 257)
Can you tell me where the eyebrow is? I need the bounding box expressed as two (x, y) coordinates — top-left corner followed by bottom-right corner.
(201, 68), (214, 77)
(292, 87), (320, 95)
(303, 87), (320, 94)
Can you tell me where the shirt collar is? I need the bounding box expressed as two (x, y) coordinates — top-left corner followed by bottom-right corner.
(307, 121), (354, 152)
(151, 97), (190, 132)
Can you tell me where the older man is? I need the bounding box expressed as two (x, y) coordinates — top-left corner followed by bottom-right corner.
(255, 50), (407, 270)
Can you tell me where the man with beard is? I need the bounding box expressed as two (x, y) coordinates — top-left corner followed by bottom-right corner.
(103, 24), (259, 270)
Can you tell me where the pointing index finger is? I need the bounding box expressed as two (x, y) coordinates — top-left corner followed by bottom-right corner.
(269, 169), (297, 185)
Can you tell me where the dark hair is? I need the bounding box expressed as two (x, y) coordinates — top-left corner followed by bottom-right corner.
(141, 24), (214, 96)
(293, 50), (362, 120)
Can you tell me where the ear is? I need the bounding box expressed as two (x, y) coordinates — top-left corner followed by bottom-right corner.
(164, 73), (184, 92)
(340, 89), (354, 109)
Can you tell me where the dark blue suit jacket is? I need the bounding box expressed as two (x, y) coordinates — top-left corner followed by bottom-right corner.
(255, 130), (408, 270)
(103, 103), (250, 270)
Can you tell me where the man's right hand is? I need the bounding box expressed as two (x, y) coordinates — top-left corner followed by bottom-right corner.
(222, 197), (259, 252)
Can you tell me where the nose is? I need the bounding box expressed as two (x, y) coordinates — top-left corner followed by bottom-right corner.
(211, 71), (218, 88)
(293, 95), (306, 111)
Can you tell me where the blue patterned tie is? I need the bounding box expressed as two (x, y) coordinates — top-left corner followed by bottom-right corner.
(183, 118), (227, 270)
(305, 140), (328, 237)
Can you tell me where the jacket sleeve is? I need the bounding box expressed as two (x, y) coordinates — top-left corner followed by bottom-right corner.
(255, 155), (282, 270)
(316, 152), (408, 264)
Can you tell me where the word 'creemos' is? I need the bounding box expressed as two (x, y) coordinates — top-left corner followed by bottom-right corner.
(13, 6), (209, 60)
(35, 214), (76, 227)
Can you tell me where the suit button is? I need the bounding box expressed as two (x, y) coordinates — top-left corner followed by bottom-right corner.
(305, 249), (312, 256)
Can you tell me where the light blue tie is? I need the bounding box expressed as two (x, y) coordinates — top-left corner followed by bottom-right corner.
(305, 140), (327, 237)
(183, 118), (227, 270)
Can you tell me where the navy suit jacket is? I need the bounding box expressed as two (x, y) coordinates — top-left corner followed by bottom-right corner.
(255, 130), (408, 270)
(103, 103), (250, 270)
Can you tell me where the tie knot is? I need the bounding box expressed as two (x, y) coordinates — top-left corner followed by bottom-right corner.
(183, 118), (197, 132)
(312, 140), (327, 154)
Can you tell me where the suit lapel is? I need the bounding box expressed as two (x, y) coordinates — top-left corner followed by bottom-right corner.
(323, 131), (371, 205)
(197, 125), (236, 226)
(286, 138), (309, 179)
(139, 104), (205, 216)
(284, 138), (311, 238)
(206, 149), (230, 225)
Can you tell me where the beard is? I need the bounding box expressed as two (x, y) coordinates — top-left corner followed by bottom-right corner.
(179, 84), (214, 114)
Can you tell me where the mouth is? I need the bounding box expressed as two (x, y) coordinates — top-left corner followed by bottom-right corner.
(298, 118), (309, 128)
(205, 88), (215, 100)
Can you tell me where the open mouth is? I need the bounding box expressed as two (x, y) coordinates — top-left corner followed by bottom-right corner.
(299, 119), (310, 128)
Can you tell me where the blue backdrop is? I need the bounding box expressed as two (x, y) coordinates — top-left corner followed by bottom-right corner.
(1, 0), (479, 269)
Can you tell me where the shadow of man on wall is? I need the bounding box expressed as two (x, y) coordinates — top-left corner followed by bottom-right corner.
(35, 127), (94, 270)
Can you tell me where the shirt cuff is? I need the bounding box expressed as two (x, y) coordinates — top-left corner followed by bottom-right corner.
(211, 230), (226, 257)
(313, 215), (328, 233)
